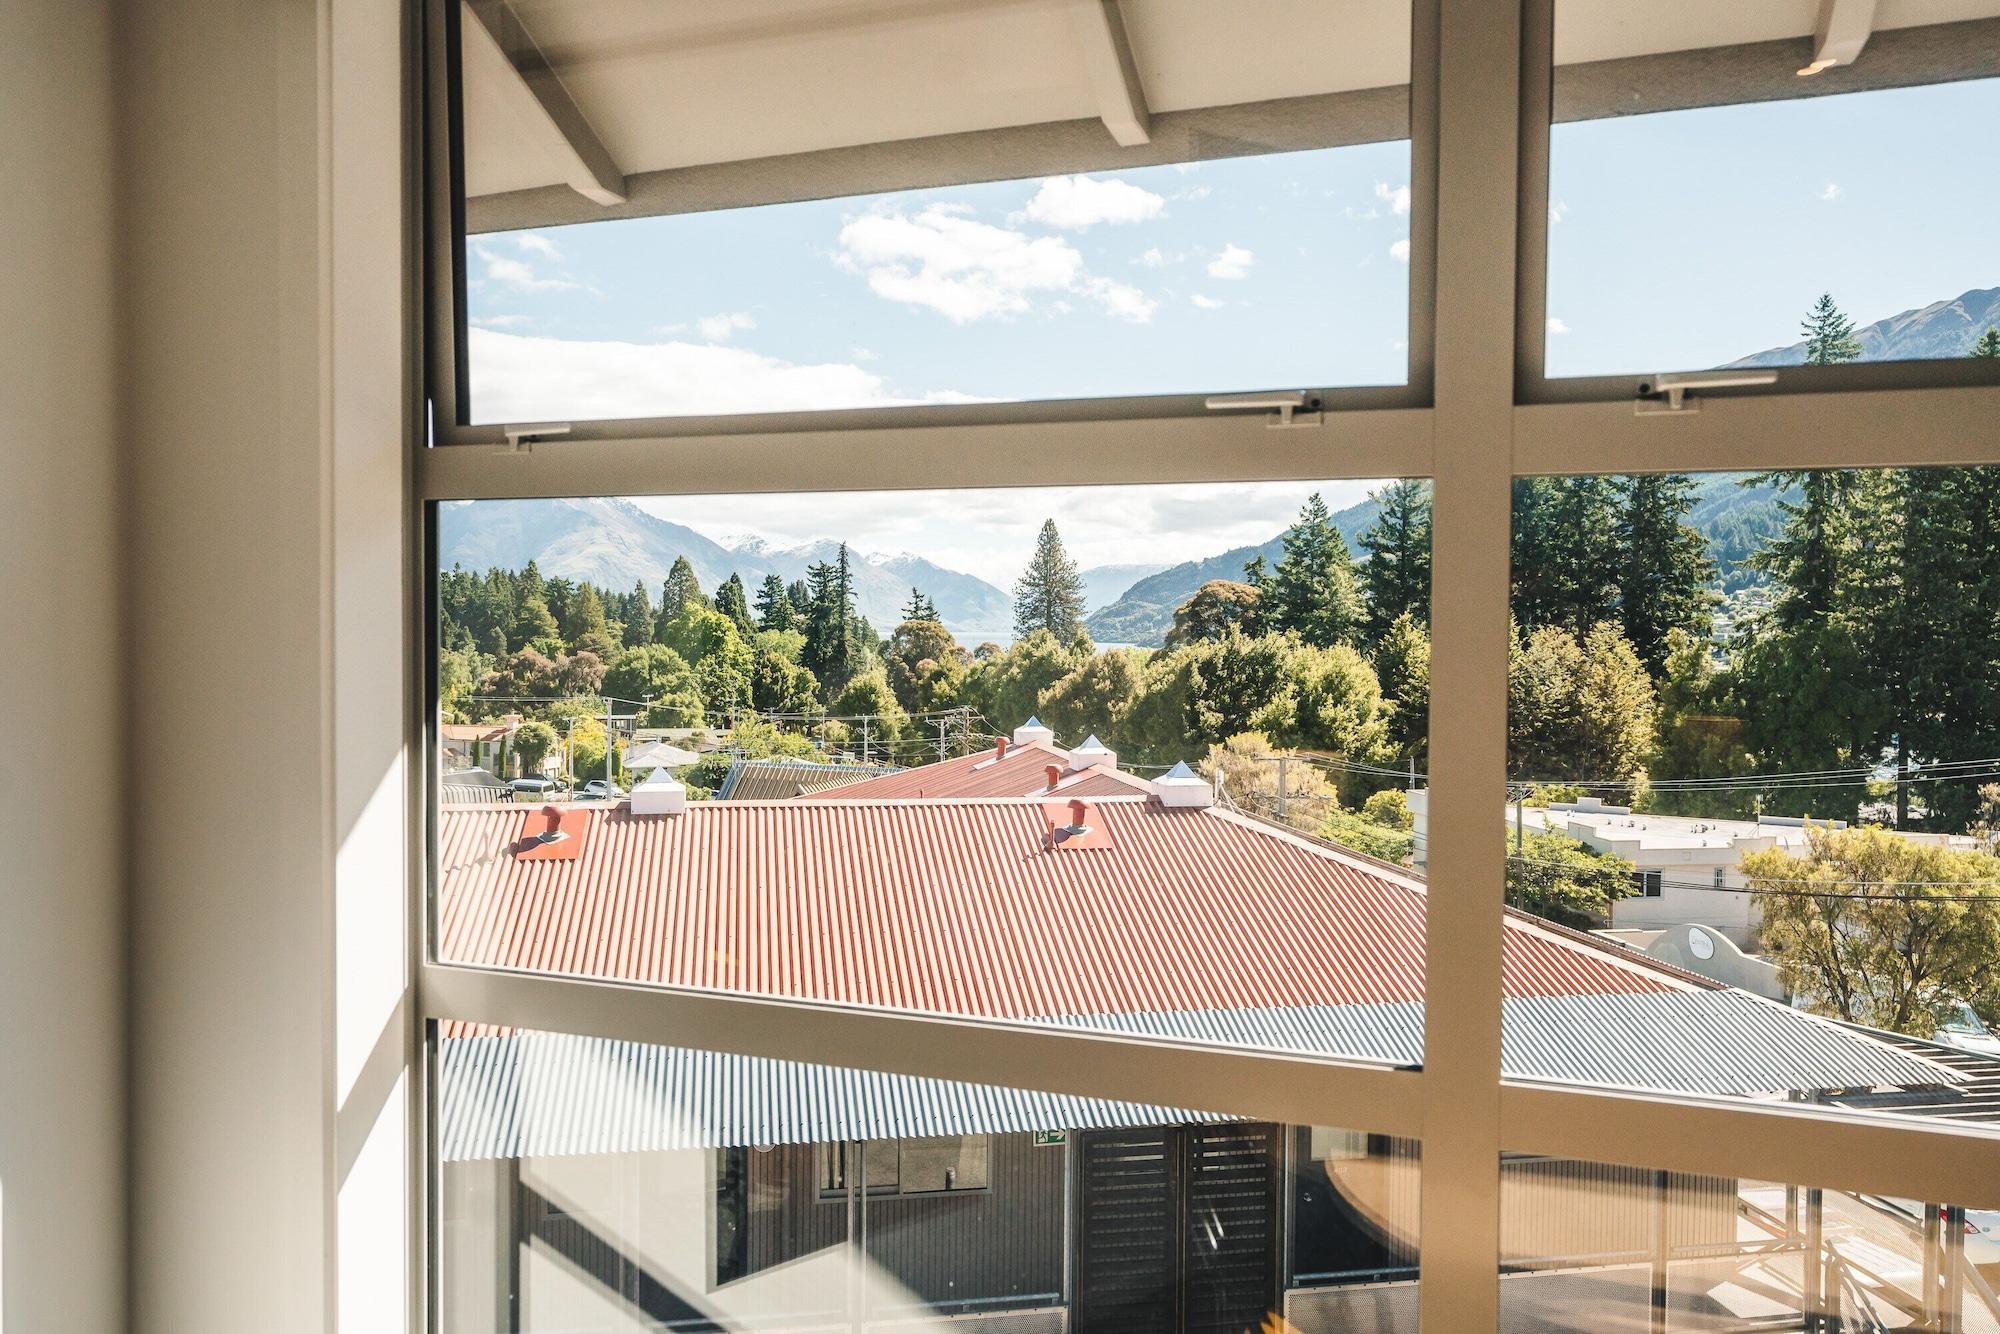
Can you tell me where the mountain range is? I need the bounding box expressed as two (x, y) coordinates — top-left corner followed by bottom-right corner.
(438, 498), (1014, 637)
(1728, 285), (2000, 367)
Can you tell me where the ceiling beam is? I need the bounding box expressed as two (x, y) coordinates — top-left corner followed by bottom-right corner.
(1065, 0), (1151, 147)
(1799, 0), (1877, 76)
(461, 0), (627, 205)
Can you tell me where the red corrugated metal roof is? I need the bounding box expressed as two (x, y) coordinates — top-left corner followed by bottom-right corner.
(807, 739), (1154, 802)
(438, 796), (1681, 1018)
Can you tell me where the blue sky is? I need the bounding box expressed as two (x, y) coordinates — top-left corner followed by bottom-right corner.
(463, 142), (1412, 423)
(459, 76), (1997, 570)
(1546, 77), (2000, 376)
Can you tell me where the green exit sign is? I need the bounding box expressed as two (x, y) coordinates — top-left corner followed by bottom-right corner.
(1032, 1129), (1068, 1147)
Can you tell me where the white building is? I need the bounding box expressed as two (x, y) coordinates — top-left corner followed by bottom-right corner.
(1405, 791), (1978, 949)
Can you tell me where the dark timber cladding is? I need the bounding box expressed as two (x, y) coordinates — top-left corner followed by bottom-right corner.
(1073, 1124), (1281, 1334)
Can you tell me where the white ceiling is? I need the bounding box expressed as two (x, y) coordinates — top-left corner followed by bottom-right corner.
(462, 0), (2000, 200)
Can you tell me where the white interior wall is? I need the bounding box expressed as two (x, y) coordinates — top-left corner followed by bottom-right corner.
(0, 3), (125, 1332)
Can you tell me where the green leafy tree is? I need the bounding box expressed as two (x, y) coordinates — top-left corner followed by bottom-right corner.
(511, 720), (559, 777)
(1262, 493), (1365, 648)
(965, 630), (1089, 735)
(1512, 476), (1619, 634)
(714, 573), (756, 638)
(602, 644), (706, 726)
(749, 641), (820, 716)
(1972, 326), (2000, 358)
(1165, 580), (1260, 648)
(1644, 629), (1758, 819)
(1200, 732), (1337, 813)
(1507, 622), (1656, 787)
(659, 603), (754, 715)
(479, 647), (563, 703)
(1373, 611), (1431, 767)
(1038, 650), (1144, 747)
(1012, 519), (1088, 641)
(1505, 830), (1638, 929)
(1752, 826), (2000, 1035)
(828, 668), (907, 763)
(1359, 480), (1432, 636)
(1321, 808), (1415, 863)
(1617, 473), (1714, 674)
(884, 619), (967, 714)
(1800, 291), (1862, 365)
(1362, 788), (1413, 831)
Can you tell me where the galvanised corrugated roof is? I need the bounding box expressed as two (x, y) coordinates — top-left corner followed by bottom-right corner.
(806, 739), (1154, 802)
(438, 797), (1673, 1016)
(1049, 993), (1954, 1097)
(439, 1031), (1218, 1161)
(715, 758), (899, 801)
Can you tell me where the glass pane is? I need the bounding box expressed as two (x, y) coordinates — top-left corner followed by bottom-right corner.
(452, 0), (1413, 422)
(433, 478), (1446, 1069)
(1545, 2), (2000, 378)
(1499, 1152), (2000, 1332)
(1473, 463), (2000, 1128)
(436, 1022), (1421, 1333)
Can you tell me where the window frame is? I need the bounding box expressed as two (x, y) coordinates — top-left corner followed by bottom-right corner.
(407, 3), (2000, 1333)
(421, 0), (1438, 448)
(1512, 0), (2000, 408)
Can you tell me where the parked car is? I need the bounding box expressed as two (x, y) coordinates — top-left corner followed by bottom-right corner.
(578, 779), (626, 800)
(1933, 1000), (2000, 1059)
(506, 776), (562, 798)
(1866, 1195), (2000, 1273)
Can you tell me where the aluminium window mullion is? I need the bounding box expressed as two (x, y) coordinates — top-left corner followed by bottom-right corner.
(411, 406), (1438, 503)
(1511, 385), (2000, 477)
(1420, 0), (1518, 1328)
(417, 962), (1428, 1140)
(1500, 1082), (2000, 1212)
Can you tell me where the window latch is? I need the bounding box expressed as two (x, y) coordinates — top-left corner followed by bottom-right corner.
(1204, 391), (1323, 429)
(501, 422), (571, 453)
(1635, 371), (1775, 415)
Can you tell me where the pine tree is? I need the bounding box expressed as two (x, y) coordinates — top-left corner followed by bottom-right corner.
(714, 573), (756, 638)
(661, 556), (704, 615)
(1359, 480), (1432, 637)
(755, 573), (797, 632)
(1616, 473), (1713, 674)
(1012, 519), (1088, 641)
(1801, 291), (1862, 365)
(1972, 326), (2000, 358)
(902, 587), (941, 623)
(802, 547), (860, 692)
(1264, 493), (1366, 648)
(1512, 476), (1619, 634)
(561, 584), (613, 652)
(624, 580), (652, 640)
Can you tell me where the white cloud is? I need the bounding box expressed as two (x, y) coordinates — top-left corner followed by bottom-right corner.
(695, 310), (757, 342)
(1389, 238), (1411, 263)
(850, 346), (880, 363)
(474, 245), (582, 293)
(1207, 244), (1255, 280)
(1375, 181), (1412, 216)
(1175, 184), (1212, 202)
(1549, 200), (1570, 224)
(837, 204), (1083, 322)
(1547, 316), (1571, 335)
(1083, 277), (1159, 324)
(1134, 246), (1177, 268)
(468, 328), (973, 421)
(471, 314), (535, 330)
(1017, 174), (1166, 229)
(1190, 293), (1224, 310)
(837, 203), (1157, 323)
(514, 233), (561, 258)
(1820, 182), (1842, 201)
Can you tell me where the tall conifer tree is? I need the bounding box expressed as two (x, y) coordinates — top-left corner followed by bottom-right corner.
(1359, 480), (1432, 637)
(1012, 519), (1088, 641)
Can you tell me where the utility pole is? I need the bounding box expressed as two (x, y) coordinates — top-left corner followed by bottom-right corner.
(936, 718), (947, 765)
(1276, 754), (1291, 823)
(1513, 785), (1524, 855)
(861, 716), (871, 765)
(604, 695), (614, 792)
